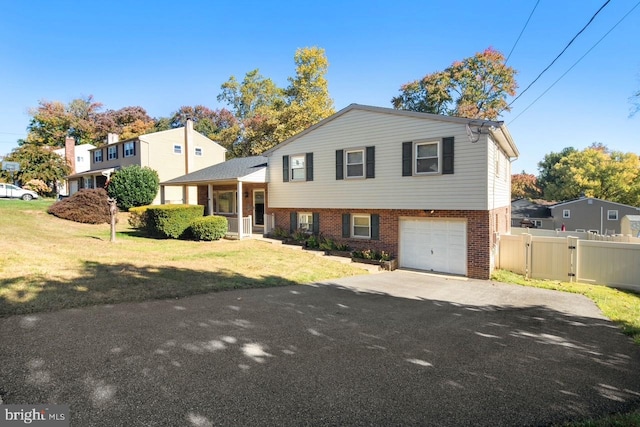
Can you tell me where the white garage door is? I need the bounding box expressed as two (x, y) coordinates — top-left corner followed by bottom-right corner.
(399, 218), (467, 275)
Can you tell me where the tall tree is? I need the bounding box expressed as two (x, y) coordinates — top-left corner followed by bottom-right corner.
(537, 147), (578, 200)
(539, 145), (640, 205)
(169, 106), (241, 153)
(511, 172), (541, 199)
(94, 106), (155, 143)
(0, 143), (70, 187)
(392, 47), (517, 120)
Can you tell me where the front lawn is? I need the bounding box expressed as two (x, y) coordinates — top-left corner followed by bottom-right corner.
(0, 199), (367, 317)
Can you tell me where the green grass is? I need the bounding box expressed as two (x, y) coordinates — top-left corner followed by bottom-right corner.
(491, 270), (640, 345)
(0, 199), (367, 317)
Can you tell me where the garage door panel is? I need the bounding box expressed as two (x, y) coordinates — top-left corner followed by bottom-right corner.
(400, 218), (467, 276)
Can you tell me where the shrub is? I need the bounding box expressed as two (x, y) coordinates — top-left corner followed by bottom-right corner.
(128, 205), (152, 229)
(270, 227), (290, 239)
(23, 179), (51, 196)
(145, 204), (204, 238)
(189, 216), (228, 241)
(351, 249), (391, 261)
(107, 165), (159, 210)
(47, 188), (113, 224)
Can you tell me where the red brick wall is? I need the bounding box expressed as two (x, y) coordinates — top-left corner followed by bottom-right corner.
(269, 207), (495, 280)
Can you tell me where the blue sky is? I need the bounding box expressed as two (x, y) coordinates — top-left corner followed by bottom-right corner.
(1, 0), (638, 174)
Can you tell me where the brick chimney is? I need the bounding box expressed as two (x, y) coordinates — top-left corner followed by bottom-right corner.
(65, 136), (76, 174)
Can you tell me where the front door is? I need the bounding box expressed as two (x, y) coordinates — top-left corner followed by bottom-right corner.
(254, 190), (265, 226)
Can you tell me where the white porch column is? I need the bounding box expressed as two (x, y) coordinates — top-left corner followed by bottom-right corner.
(207, 184), (213, 216)
(237, 181), (243, 240)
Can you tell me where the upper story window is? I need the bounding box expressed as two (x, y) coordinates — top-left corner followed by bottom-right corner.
(346, 149), (364, 178)
(195, 147), (203, 156)
(76, 156), (84, 163)
(174, 144), (182, 155)
(563, 209), (570, 218)
(415, 141), (440, 174)
(108, 146), (118, 160)
(124, 141), (135, 157)
(402, 137), (454, 176)
(290, 154), (306, 181)
(298, 212), (313, 232)
(94, 150), (103, 163)
(607, 210), (618, 220)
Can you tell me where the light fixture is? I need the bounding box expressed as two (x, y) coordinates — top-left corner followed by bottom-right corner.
(244, 191), (249, 198)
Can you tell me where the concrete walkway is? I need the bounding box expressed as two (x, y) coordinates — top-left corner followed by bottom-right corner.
(1, 271), (639, 426)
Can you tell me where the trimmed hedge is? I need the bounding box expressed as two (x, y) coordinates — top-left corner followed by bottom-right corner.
(128, 205), (152, 229)
(145, 204), (204, 238)
(189, 216), (228, 241)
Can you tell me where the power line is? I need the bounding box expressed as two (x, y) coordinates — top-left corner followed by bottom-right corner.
(508, 0), (640, 124)
(506, 0), (540, 64)
(508, 0), (611, 108)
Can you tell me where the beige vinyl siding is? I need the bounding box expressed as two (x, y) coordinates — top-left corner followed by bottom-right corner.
(268, 109), (492, 210)
(487, 137), (511, 210)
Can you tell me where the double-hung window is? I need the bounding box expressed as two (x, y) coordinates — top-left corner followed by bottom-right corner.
(415, 141), (440, 174)
(94, 150), (103, 163)
(174, 144), (182, 155)
(108, 146), (118, 160)
(290, 155), (306, 181)
(346, 149), (364, 178)
(607, 210), (618, 220)
(352, 214), (371, 238)
(124, 141), (135, 157)
(195, 147), (203, 156)
(298, 213), (313, 232)
(563, 209), (570, 219)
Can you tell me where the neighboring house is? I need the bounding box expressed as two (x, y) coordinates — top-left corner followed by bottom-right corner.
(264, 104), (517, 279)
(54, 137), (95, 195)
(510, 198), (554, 229)
(621, 215), (640, 237)
(67, 120), (226, 204)
(549, 197), (640, 234)
(161, 156), (268, 237)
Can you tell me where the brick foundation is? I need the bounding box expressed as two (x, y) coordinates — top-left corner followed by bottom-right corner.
(268, 207), (509, 280)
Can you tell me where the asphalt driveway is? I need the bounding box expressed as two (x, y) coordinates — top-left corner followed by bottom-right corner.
(1, 271), (639, 426)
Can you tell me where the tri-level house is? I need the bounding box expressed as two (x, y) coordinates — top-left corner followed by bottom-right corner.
(67, 120), (226, 204)
(163, 104), (519, 279)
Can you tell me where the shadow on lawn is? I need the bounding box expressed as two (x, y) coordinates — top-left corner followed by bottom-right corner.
(0, 260), (297, 317)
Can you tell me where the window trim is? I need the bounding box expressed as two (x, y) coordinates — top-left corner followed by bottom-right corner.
(290, 154), (306, 182)
(173, 144), (183, 155)
(107, 145), (118, 160)
(298, 212), (313, 232)
(214, 191), (236, 214)
(563, 209), (570, 219)
(124, 141), (135, 157)
(607, 210), (618, 220)
(345, 148), (365, 179)
(351, 214), (371, 239)
(414, 140), (441, 175)
(94, 150), (103, 163)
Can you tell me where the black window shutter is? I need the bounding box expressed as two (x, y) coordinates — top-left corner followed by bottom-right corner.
(133, 141), (137, 156)
(342, 213), (351, 238)
(312, 212), (320, 235)
(402, 141), (412, 176)
(122, 144), (125, 157)
(290, 212), (297, 233)
(115, 145), (119, 159)
(336, 150), (344, 180)
(282, 155), (289, 182)
(101, 148), (104, 161)
(371, 214), (380, 240)
(366, 146), (375, 179)
(306, 152), (313, 181)
(442, 137), (454, 174)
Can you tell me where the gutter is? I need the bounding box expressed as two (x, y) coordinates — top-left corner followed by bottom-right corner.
(489, 124), (519, 159)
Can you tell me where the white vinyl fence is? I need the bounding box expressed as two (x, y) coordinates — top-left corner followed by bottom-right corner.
(497, 233), (640, 292)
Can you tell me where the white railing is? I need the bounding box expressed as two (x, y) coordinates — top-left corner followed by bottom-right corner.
(226, 215), (252, 238)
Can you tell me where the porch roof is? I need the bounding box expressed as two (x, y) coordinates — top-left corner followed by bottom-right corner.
(66, 167), (115, 179)
(161, 156), (268, 185)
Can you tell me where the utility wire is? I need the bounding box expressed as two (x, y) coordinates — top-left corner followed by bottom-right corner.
(508, 0), (640, 124)
(506, 0), (540, 64)
(508, 0), (611, 107)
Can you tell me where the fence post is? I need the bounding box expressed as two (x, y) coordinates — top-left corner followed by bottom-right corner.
(524, 233), (532, 279)
(567, 236), (578, 283)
